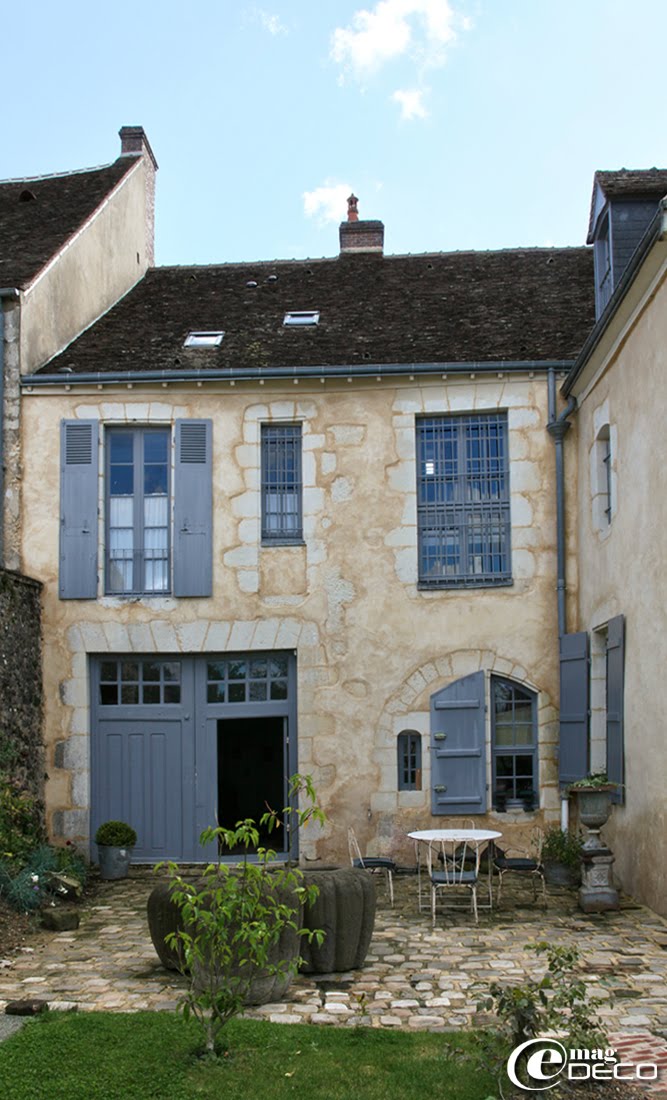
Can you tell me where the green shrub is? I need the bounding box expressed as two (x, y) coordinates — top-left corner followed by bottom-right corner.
(478, 941), (607, 1086)
(94, 821), (137, 847)
(0, 843), (88, 911)
(0, 773), (44, 871)
(541, 825), (583, 869)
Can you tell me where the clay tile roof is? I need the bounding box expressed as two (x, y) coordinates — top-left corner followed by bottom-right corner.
(587, 168), (667, 243)
(0, 157), (138, 288)
(38, 246), (595, 376)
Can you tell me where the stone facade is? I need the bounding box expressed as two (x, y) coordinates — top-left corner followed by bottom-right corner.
(0, 568), (43, 801)
(567, 249), (667, 918)
(20, 370), (567, 860)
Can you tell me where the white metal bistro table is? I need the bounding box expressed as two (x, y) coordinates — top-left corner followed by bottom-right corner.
(408, 829), (502, 912)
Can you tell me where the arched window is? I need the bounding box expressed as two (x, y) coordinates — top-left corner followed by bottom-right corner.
(397, 730), (422, 791)
(491, 678), (538, 812)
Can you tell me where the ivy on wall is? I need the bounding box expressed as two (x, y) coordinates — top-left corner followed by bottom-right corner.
(0, 569), (44, 811)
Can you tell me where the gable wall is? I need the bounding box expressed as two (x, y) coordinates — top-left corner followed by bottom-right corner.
(19, 158), (152, 376)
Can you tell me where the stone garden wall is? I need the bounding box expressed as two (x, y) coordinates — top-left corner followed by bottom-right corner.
(0, 568), (44, 800)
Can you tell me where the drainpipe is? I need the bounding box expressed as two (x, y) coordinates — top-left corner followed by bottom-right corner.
(547, 369), (577, 829)
(547, 370), (577, 637)
(0, 289), (20, 565)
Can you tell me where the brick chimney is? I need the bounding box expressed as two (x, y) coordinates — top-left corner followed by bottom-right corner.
(339, 194), (384, 254)
(119, 126), (158, 265)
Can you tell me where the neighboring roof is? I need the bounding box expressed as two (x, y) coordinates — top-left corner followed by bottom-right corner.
(565, 197), (667, 397)
(0, 157), (139, 288)
(35, 246), (594, 378)
(587, 168), (667, 243)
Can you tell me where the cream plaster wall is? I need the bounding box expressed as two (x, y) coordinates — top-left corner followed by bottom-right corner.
(21, 373), (564, 861)
(20, 157), (151, 376)
(570, 265), (667, 916)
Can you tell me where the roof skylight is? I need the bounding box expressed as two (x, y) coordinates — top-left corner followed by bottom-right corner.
(184, 331), (224, 348)
(283, 311), (320, 327)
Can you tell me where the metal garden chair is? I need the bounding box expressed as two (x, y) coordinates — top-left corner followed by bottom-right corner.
(348, 826), (396, 906)
(493, 826), (546, 905)
(427, 835), (480, 925)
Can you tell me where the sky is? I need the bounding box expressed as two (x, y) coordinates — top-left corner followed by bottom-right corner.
(3, 0), (666, 267)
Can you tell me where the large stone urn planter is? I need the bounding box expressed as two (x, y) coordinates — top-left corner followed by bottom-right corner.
(299, 865), (376, 974)
(570, 784), (619, 912)
(147, 874), (302, 1006)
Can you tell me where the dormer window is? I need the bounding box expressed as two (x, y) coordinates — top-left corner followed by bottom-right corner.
(283, 311), (320, 327)
(183, 331), (224, 348)
(594, 214), (612, 316)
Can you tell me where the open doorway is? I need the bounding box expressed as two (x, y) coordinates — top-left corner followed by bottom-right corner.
(217, 717), (286, 853)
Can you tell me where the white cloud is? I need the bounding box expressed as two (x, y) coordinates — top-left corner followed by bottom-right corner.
(253, 8), (287, 35)
(303, 182), (353, 225)
(392, 87), (428, 119)
(330, 0), (465, 81)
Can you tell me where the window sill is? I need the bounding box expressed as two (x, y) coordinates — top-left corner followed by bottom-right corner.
(417, 578), (513, 591)
(99, 594), (177, 610)
(261, 539), (306, 549)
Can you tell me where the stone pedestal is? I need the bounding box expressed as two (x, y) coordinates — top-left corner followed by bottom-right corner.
(579, 846), (619, 912)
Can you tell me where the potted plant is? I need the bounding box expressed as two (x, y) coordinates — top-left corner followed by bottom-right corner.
(95, 820), (137, 880)
(542, 825), (583, 886)
(568, 774), (618, 845)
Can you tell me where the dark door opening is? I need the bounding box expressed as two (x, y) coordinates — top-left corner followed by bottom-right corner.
(217, 717), (286, 853)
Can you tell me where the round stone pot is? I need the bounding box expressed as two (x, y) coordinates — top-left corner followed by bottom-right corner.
(97, 844), (133, 880)
(543, 859), (580, 887)
(299, 865), (376, 974)
(146, 872), (302, 1006)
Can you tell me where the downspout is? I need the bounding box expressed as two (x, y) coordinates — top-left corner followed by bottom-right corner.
(0, 289), (20, 565)
(547, 369), (577, 828)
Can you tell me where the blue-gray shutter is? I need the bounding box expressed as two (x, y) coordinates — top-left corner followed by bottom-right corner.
(430, 671), (486, 815)
(59, 419), (99, 599)
(606, 615), (625, 803)
(173, 419), (212, 597)
(558, 632), (589, 785)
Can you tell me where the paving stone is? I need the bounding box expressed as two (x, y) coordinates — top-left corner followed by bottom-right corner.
(0, 869), (665, 1046)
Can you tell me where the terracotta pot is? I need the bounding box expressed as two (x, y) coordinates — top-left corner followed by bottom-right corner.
(299, 865), (376, 974)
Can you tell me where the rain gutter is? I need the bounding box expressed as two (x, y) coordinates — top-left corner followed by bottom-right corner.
(22, 358), (575, 388)
(0, 288), (20, 563)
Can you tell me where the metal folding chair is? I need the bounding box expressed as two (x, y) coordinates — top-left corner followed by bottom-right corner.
(348, 826), (396, 906)
(427, 835), (480, 925)
(493, 826), (546, 905)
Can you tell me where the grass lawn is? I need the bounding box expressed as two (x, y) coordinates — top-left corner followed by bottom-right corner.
(0, 1011), (499, 1100)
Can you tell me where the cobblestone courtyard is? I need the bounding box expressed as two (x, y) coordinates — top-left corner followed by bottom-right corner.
(2, 869), (667, 1040)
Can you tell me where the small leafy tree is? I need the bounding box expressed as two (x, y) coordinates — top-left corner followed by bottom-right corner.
(161, 774), (325, 1057)
(479, 941), (607, 1052)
